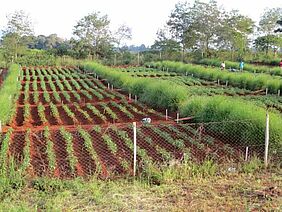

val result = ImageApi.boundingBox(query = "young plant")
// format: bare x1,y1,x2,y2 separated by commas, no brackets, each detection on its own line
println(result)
0,128,13,172
73,103,92,122
102,134,117,154
78,127,102,174
38,103,48,124
62,104,78,123
86,103,107,122
111,102,134,119
100,103,118,121
44,126,56,174
20,129,31,172
60,127,78,174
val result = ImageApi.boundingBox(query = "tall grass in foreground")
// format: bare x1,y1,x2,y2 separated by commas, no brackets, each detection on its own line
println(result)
0,64,21,125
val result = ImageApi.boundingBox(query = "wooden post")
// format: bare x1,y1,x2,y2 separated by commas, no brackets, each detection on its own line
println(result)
165,109,168,121
265,88,268,96
129,93,131,101
278,90,280,96
135,95,137,102
226,81,228,87
176,113,179,123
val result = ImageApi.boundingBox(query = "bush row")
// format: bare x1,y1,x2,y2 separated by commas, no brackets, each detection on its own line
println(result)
180,96,282,154
149,61,282,94
0,64,21,124
84,62,188,111
196,59,282,77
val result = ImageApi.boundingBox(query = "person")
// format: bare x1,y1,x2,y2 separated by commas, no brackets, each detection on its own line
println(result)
220,61,225,70
239,61,244,71
279,60,282,69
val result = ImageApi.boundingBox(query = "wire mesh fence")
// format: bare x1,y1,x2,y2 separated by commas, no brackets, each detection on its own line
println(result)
0,118,280,178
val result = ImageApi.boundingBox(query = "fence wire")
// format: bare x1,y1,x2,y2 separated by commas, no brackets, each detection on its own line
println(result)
0,119,280,178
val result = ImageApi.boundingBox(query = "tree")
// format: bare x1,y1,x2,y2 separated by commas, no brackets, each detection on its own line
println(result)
151,28,181,59
167,1,195,60
254,35,282,54
1,10,34,62
191,0,223,57
259,8,282,35
257,8,282,55
218,10,254,59
72,12,113,59
114,24,132,50
167,0,225,58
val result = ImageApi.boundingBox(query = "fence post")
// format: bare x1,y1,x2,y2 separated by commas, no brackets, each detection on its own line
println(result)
129,93,131,101
265,88,268,96
165,109,168,121
225,81,228,87
133,122,137,177
135,95,137,102
264,111,269,168
245,146,249,161
278,90,280,96
176,113,179,123
111,85,114,90
107,83,110,89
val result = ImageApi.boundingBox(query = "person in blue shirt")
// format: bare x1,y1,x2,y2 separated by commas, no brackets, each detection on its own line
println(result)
239,61,244,71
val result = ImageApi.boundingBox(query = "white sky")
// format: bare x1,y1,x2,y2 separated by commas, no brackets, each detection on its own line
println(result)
0,0,281,46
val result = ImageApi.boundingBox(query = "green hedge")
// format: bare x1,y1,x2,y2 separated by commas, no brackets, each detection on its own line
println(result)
84,62,188,111
197,59,282,77
0,64,21,125
149,61,282,94
180,96,282,154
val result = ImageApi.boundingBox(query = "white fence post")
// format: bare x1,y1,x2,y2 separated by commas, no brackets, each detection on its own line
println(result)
111,85,114,90
264,111,269,168
165,109,168,121
129,93,131,101
278,90,280,96
265,88,268,96
107,83,110,89
133,122,137,177
176,113,179,123
135,95,137,102
245,146,249,161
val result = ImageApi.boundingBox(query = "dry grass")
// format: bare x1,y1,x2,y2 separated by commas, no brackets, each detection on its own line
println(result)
0,164,281,211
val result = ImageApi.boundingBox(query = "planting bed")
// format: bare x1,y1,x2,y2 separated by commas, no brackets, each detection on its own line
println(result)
1,66,243,178
122,67,282,113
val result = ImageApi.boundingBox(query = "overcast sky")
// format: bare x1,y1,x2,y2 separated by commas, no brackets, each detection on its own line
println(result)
0,0,281,46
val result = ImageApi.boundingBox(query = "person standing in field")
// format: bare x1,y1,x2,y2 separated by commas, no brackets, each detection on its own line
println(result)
220,61,225,70
279,60,282,69
239,61,244,71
